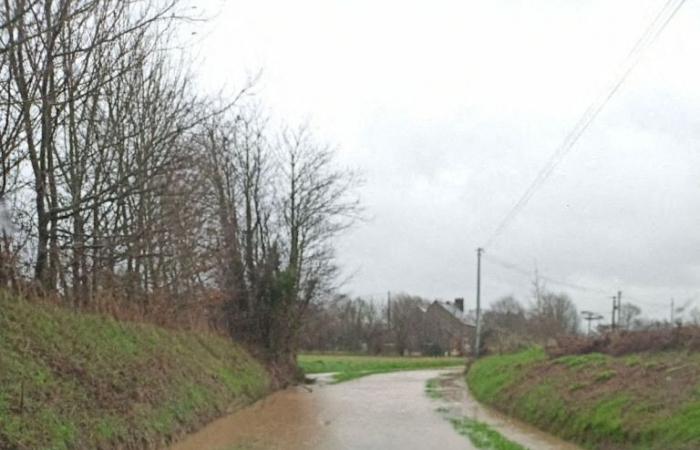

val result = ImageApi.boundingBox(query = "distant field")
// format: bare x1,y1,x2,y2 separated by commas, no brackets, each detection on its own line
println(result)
298,354,465,382
467,347,700,450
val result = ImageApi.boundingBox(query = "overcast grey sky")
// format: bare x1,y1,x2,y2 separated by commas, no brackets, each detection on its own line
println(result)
186,0,700,321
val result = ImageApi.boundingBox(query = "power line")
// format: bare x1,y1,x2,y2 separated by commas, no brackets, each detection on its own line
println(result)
483,253,609,295
483,0,688,249
483,252,678,313
622,0,682,63
625,294,694,313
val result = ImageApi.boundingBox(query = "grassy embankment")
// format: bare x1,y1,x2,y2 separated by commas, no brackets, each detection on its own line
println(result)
298,353,464,382
0,293,270,450
467,347,700,450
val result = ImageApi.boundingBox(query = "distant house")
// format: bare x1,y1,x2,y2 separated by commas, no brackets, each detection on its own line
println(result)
423,298,475,356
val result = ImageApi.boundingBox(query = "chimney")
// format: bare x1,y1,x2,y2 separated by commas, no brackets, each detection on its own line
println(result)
454,298,464,312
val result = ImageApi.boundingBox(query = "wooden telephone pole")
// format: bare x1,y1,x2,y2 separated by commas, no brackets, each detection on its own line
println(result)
611,291,621,331
475,248,483,358
387,291,392,329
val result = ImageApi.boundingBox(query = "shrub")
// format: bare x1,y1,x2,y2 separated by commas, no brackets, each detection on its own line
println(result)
548,327,700,358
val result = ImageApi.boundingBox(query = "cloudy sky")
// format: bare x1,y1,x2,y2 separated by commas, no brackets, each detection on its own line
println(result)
186,0,700,321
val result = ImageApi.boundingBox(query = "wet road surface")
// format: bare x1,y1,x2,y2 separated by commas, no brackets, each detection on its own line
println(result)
170,369,582,450
432,372,582,450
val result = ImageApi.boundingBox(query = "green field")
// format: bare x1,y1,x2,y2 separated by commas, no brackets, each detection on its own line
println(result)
0,293,269,450
298,354,465,382
467,347,700,450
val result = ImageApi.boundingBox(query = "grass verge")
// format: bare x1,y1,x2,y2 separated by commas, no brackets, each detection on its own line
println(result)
450,418,529,450
425,377,529,450
425,377,441,399
298,353,464,382
0,292,270,450
467,347,700,450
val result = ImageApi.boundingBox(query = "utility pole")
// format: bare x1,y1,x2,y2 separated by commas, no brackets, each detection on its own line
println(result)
387,291,392,329
533,266,542,309
611,291,621,331
475,247,483,358
581,311,604,335
670,298,675,324
611,295,617,331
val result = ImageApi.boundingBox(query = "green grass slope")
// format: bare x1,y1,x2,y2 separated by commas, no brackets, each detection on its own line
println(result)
467,347,700,450
0,293,270,450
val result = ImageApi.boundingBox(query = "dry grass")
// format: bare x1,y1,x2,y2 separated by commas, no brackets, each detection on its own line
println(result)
549,327,700,358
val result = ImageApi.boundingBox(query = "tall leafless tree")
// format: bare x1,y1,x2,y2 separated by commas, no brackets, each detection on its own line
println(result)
0,0,362,375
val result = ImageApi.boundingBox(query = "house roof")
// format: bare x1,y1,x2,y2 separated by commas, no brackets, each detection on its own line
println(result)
431,300,476,327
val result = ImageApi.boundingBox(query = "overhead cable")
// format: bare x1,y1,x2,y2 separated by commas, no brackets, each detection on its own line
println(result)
483,0,688,248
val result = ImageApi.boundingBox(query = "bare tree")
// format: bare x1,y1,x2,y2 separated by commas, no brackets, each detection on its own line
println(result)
690,307,700,326
484,296,531,352
268,125,361,364
1,0,193,292
299,295,386,353
619,303,642,330
389,294,428,355
0,0,362,378
529,290,580,339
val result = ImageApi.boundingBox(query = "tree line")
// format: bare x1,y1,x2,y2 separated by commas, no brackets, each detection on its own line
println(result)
300,293,444,355
298,276,698,359
0,0,359,370
299,283,652,356
300,290,583,356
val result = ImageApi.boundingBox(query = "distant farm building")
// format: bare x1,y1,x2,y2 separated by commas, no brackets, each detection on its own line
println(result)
392,298,475,356
423,299,475,356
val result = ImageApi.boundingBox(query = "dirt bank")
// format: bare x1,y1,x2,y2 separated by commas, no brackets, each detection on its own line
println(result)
0,293,270,449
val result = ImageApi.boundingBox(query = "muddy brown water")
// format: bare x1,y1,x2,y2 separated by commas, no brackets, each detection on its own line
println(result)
170,369,583,450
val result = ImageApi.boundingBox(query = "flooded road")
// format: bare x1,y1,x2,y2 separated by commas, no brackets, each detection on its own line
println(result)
432,372,582,450
171,369,582,450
